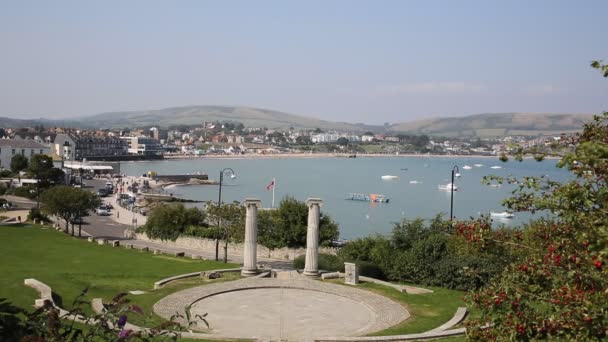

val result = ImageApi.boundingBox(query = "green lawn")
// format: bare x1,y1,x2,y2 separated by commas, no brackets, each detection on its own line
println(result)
0,225,237,316
325,279,468,340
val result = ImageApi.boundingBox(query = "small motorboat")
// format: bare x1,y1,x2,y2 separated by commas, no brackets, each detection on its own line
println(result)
381,175,399,180
455,173,461,177
489,183,501,188
462,165,472,170
409,180,421,184
491,211,514,218
438,183,458,191
346,193,390,203
490,166,502,169
474,164,484,167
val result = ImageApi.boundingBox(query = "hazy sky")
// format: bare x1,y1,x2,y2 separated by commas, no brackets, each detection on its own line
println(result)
1,0,607,124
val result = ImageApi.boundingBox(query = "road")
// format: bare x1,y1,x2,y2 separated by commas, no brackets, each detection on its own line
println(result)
80,178,292,269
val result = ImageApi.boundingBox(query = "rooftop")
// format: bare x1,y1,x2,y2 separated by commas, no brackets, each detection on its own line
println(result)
0,139,49,149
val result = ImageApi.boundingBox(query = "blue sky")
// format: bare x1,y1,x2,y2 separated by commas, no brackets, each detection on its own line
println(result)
0,0,606,124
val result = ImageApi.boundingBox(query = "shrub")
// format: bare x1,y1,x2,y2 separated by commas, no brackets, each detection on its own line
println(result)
293,253,344,272
27,208,50,224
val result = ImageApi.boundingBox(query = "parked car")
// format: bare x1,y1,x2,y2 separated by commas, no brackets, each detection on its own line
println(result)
95,208,111,216
97,189,108,197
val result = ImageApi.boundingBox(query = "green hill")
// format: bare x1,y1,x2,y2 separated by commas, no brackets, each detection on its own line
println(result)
388,113,594,137
79,105,361,131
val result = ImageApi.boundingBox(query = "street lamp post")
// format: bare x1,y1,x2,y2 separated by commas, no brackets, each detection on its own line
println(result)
450,165,459,222
216,168,236,262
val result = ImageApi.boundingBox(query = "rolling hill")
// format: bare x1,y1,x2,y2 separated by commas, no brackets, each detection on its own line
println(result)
387,113,594,137
0,106,595,137
77,105,362,131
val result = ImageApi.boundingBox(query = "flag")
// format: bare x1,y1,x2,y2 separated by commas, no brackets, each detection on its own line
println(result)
265,179,275,191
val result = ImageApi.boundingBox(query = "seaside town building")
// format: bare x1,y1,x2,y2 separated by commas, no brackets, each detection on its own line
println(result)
54,133,127,161
0,139,50,169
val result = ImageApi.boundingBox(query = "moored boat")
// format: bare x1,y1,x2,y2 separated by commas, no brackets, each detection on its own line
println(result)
462,165,472,170
491,211,514,218
381,175,399,180
345,193,390,203
438,183,458,191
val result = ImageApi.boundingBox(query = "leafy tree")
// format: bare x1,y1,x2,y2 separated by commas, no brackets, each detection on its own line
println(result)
10,154,28,173
28,154,65,199
462,63,608,340
295,135,312,145
336,137,349,146
257,196,339,249
205,201,245,263
141,203,206,241
41,186,100,235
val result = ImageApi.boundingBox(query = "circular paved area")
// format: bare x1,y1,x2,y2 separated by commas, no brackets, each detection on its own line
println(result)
191,288,374,339
153,277,409,340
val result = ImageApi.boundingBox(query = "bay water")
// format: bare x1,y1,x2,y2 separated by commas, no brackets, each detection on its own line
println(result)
120,156,570,240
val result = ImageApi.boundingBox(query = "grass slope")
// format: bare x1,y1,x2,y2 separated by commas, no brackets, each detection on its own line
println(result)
388,113,593,137
0,225,236,311
80,105,361,131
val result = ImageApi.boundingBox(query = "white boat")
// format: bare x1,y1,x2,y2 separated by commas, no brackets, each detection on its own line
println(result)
462,165,472,170
490,166,502,169
409,180,421,184
346,193,390,203
474,163,484,167
489,184,501,188
438,183,458,191
455,173,461,177
490,211,514,218
381,175,399,180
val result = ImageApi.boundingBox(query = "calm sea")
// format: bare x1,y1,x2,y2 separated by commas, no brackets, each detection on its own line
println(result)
120,156,570,240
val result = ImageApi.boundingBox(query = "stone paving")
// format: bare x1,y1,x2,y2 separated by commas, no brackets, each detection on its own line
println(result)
153,277,409,340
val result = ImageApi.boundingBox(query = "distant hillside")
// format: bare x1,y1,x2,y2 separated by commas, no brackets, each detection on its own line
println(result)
78,105,362,131
388,113,594,137
0,108,594,137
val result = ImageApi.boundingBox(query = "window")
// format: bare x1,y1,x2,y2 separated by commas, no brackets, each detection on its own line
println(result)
21,149,25,155
12,149,15,155
40,149,43,154
31,149,34,156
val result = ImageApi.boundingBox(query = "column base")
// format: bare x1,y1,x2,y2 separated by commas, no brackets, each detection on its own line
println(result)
241,268,259,277
302,270,319,277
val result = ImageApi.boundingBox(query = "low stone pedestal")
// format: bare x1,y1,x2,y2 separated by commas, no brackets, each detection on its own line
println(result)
87,237,95,243
344,262,359,285
111,240,120,247
97,239,106,245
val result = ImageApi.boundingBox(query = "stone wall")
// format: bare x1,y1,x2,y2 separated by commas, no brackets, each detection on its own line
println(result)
135,233,337,261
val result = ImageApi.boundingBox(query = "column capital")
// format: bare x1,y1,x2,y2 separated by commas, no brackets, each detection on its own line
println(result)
306,198,323,208
243,198,262,208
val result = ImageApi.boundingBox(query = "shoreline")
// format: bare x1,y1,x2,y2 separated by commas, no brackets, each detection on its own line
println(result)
155,153,561,161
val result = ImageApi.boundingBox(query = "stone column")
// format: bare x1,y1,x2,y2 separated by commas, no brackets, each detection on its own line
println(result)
303,198,323,277
241,198,262,276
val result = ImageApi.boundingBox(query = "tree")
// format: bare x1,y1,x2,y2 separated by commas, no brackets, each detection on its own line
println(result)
257,196,339,249
295,136,312,145
28,155,65,203
141,204,206,241
205,201,245,263
10,154,28,173
462,63,608,340
40,186,100,235
336,137,349,146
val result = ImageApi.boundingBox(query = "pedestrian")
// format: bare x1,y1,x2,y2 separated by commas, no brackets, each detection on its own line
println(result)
17,216,21,223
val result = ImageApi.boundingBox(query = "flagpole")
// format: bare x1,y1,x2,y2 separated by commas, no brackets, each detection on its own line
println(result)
272,178,276,208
